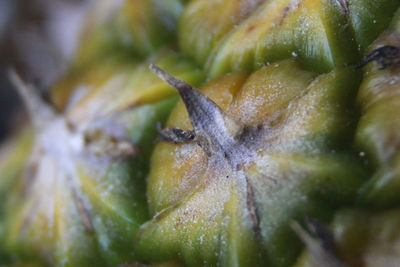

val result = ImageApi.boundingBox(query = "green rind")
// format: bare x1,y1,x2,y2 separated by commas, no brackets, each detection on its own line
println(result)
348,0,400,55
204,0,360,77
355,8,400,208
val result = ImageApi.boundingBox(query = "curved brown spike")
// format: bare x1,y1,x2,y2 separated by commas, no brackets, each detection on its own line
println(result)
149,64,246,160
358,45,400,69
149,64,235,135
149,64,218,128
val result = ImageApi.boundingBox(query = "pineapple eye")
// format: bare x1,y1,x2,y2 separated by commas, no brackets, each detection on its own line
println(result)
2,48,202,266
137,60,366,266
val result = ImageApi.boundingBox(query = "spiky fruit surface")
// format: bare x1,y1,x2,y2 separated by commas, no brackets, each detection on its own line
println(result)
135,61,367,266
1,0,400,266
293,9,400,267
1,51,201,266
132,1,399,266
180,0,399,76
0,4,202,262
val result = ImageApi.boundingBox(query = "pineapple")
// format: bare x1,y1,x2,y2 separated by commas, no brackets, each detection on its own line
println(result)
0,0,400,266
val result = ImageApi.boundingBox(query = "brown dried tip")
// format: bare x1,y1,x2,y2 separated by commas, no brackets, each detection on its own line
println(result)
149,64,253,167
359,45,400,70
149,63,235,137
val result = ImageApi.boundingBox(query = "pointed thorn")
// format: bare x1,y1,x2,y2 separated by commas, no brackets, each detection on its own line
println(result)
149,64,219,133
149,64,174,85
8,69,57,129
149,64,191,95
149,64,252,166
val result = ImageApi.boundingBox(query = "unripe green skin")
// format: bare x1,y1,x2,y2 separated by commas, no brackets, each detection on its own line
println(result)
1,0,400,266
355,9,400,209
179,0,400,77
293,9,400,267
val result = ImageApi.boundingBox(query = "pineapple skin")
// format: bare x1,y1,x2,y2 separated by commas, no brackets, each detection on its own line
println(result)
0,0,400,266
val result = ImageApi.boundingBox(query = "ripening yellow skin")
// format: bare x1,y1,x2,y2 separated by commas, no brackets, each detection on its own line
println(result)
0,129,33,195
